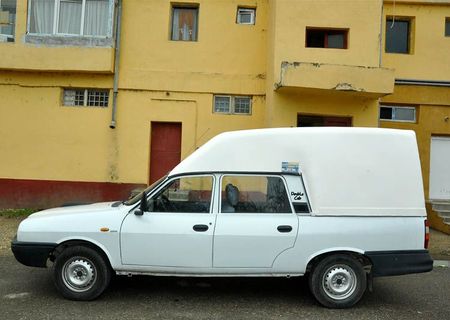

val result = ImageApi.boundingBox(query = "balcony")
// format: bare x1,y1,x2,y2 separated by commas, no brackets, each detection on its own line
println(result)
275,61,395,98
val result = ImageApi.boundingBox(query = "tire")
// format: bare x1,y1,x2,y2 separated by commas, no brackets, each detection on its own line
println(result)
53,245,111,301
309,254,367,308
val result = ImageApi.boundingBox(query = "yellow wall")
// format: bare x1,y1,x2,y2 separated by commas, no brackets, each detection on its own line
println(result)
382,2,450,80
265,0,386,128
381,85,450,200
119,0,268,95
0,74,265,185
1,0,448,192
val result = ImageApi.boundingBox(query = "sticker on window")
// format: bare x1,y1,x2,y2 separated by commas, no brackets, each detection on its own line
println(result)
282,162,300,173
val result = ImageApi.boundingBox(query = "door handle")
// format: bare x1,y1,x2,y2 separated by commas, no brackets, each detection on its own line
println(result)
193,224,209,232
277,225,292,233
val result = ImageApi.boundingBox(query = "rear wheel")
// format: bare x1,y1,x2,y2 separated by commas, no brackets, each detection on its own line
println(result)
53,245,111,300
309,254,366,308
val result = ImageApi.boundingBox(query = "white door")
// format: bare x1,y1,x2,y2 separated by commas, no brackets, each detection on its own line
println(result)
430,136,450,200
213,175,299,268
120,175,215,267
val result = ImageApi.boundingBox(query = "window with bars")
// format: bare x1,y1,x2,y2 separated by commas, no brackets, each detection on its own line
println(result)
213,95,252,115
0,0,16,42
379,105,416,122
28,0,112,37
237,7,255,25
63,89,109,107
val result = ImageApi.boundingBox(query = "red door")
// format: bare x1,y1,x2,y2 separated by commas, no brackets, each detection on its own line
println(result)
149,122,182,184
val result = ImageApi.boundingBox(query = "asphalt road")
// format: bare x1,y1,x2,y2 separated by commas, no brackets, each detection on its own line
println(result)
0,256,449,320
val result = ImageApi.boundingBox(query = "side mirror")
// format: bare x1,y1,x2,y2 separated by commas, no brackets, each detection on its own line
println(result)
134,192,148,216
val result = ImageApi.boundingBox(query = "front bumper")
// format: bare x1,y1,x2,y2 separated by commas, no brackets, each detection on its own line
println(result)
11,237,57,268
366,250,433,277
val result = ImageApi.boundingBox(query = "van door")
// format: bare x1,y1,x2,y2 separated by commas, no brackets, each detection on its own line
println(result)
120,175,214,267
213,175,298,268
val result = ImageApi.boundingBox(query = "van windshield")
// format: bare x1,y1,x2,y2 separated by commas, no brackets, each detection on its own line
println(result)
123,175,167,206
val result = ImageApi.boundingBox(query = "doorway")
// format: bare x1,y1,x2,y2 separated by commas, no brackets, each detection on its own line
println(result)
149,122,182,184
297,114,352,127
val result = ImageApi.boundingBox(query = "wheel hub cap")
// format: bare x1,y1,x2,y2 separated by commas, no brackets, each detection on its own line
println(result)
322,264,357,300
62,258,96,292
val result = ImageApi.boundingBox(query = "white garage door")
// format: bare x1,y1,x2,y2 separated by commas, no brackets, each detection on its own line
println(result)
429,136,450,200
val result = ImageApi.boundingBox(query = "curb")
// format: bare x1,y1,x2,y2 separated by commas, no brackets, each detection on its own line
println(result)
433,260,449,267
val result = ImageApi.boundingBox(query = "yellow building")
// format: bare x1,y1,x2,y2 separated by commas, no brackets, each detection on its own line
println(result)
0,0,449,231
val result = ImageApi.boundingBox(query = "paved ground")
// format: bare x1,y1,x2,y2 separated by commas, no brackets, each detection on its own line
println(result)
0,255,449,320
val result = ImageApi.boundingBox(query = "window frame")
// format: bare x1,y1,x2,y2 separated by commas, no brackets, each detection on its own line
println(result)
445,17,450,37
26,0,114,38
385,16,413,54
148,174,215,214
379,105,417,123
62,88,110,107
305,27,349,49
236,7,256,25
0,0,16,42
213,95,252,115
218,174,294,214
170,4,199,42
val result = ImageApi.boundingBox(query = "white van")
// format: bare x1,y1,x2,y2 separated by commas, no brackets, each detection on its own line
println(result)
11,127,433,308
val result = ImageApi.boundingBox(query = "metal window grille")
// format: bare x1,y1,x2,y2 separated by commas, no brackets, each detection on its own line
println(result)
234,97,251,114
213,95,252,115
214,96,231,113
64,89,109,107
87,89,109,107
237,8,255,25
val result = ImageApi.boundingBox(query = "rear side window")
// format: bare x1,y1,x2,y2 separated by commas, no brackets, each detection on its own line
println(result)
284,175,311,213
220,175,292,213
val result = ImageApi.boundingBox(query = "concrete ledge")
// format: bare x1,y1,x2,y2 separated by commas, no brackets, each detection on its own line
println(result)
433,260,449,267
276,61,395,98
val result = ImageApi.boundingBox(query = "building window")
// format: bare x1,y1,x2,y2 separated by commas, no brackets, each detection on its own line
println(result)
306,28,348,49
385,18,412,54
237,7,255,25
379,105,416,122
0,0,16,42
446,18,450,37
63,89,109,107
28,0,112,37
171,5,198,41
213,95,252,115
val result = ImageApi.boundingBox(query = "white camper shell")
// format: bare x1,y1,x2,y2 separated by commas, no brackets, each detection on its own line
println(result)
12,128,433,309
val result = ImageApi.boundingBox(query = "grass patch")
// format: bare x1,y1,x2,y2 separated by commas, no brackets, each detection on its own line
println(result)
0,209,37,218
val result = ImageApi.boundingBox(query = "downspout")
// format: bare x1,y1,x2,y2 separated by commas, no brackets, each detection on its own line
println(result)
110,0,123,129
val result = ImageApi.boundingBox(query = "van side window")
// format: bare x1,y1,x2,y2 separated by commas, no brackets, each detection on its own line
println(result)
220,175,292,213
151,176,213,213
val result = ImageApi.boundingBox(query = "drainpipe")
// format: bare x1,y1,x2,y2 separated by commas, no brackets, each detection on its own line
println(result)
110,0,123,129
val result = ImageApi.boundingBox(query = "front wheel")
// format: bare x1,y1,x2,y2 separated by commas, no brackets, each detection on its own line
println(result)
53,245,111,301
309,254,367,308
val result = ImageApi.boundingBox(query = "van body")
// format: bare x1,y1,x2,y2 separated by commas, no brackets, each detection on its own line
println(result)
11,127,433,308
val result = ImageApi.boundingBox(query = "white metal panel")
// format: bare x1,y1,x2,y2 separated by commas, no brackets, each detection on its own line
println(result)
120,212,214,267
430,136,450,200
170,128,425,217
213,213,298,268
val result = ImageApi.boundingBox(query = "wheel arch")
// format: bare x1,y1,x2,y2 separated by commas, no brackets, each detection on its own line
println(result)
50,239,113,270
305,249,372,274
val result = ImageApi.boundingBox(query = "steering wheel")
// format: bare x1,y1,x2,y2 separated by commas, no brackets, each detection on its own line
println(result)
156,194,173,212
